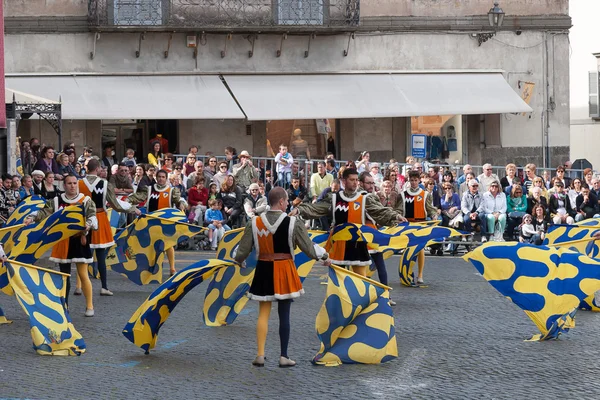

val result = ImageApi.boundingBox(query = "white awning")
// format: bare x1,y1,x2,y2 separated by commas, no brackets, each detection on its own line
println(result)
223,72,532,120
6,88,59,105
5,75,245,120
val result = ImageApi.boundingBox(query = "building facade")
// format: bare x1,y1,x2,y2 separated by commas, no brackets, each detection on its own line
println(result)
6,0,571,167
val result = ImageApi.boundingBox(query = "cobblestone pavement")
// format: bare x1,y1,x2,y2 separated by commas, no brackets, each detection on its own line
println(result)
2,252,600,400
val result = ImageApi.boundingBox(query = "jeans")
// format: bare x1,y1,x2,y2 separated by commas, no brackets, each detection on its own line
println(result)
208,224,231,248
463,213,487,235
277,171,292,189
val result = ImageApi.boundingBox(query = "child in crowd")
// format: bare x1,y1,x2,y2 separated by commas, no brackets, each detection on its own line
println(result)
274,145,293,189
208,183,219,202
519,214,543,245
121,148,137,166
205,199,231,251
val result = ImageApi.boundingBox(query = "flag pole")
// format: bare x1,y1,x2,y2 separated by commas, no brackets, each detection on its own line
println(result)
330,264,393,291
5,259,71,277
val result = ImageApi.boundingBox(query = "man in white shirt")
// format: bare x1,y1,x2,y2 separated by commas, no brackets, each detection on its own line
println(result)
477,163,500,193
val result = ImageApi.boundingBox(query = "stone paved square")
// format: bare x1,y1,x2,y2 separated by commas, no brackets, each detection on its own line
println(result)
1,252,600,399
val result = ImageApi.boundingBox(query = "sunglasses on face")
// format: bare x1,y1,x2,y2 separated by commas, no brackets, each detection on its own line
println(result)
220,165,227,169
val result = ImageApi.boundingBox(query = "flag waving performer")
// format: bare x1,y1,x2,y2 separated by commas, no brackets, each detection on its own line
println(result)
290,168,405,277
127,169,187,276
78,158,139,296
235,187,331,368
395,170,439,285
25,174,98,317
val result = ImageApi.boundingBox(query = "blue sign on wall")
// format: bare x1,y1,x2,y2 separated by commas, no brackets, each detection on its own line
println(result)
411,134,427,158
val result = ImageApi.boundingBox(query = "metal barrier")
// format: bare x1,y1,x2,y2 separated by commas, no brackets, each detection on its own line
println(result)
170,154,595,191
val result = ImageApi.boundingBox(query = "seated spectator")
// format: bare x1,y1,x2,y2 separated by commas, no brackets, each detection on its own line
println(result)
147,141,163,168
207,182,219,202
526,186,548,216
213,161,229,190
506,184,527,240
424,178,442,220
482,180,507,241
370,163,383,189
456,164,473,186
459,172,476,198
523,163,539,194
183,153,197,177
286,176,307,212
162,153,174,174
132,165,145,192
170,174,187,200
401,156,415,178
548,180,575,225
121,148,137,167
551,165,571,189
567,178,583,210
461,179,487,241
500,163,521,191
243,183,268,219
378,180,397,208
188,177,208,225
532,204,549,240
575,185,600,222
584,168,594,188
138,164,156,191
384,168,405,193
440,182,461,228
477,163,500,193
442,170,458,193
504,176,522,197
310,162,333,203
204,199,231,251
519,214,543,245
33,146,60,175
31,170,44,195
41,172,60,200
74,162,85,178
325,159,338,177
528,176,549,200
216,175,243,227
542,170,552,189
232,150,258,192
19,175,35,200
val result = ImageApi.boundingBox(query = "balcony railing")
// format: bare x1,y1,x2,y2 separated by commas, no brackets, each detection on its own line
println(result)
88,0,360,30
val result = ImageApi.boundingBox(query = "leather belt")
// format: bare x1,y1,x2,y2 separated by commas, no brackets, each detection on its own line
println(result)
258,253,293,261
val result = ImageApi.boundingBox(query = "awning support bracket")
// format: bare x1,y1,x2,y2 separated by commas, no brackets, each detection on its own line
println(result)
304,33,316,58
90,32,100,60
221,33,232,58
247,34,257,58
276,33,287,57
194,32,206,59
164,32,174,58
136,32,146,58
343,32,355,57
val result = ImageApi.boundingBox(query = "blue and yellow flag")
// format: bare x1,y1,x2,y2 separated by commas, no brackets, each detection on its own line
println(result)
313,264,397,366
203,229,329,327
5,195,45,227
123,259,233,353
106,208,204,285
398,226,462,287
0,205,86,296
0,306,11,324
464,242,600,341
5,260,86,355
328,223,409,251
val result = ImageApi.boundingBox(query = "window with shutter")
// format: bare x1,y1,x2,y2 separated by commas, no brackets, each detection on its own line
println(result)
114,0,163,26
589,71,599,118
277,0,324,25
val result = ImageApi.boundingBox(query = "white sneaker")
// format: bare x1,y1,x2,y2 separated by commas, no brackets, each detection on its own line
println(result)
84,308,95,317
100,288,114,296
461,237,467,242
481,236,488,243
388,299,397,306
73,288,82,296
416,278,424,285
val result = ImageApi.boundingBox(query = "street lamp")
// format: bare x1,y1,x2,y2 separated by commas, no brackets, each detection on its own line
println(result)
488,2,505,28
477,2,505,46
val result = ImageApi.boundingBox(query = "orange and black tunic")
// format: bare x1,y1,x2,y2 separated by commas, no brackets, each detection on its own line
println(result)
327,190,372,266
49,194,94,264
79,177,114,248
402,188,428,222
248,214,304,301
147,185,173,212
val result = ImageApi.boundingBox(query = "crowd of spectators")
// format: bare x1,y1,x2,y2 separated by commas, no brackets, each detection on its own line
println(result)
13,138,599,251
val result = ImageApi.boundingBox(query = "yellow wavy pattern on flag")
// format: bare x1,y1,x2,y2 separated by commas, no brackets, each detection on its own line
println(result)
313,265,397,366
0,306,11,324
106,209,203,285
6,261,86,355
203,229,329,326
123,259,233,353
464,242,600,341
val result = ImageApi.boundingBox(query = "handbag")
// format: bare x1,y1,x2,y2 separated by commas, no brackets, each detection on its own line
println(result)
449,213,463,228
